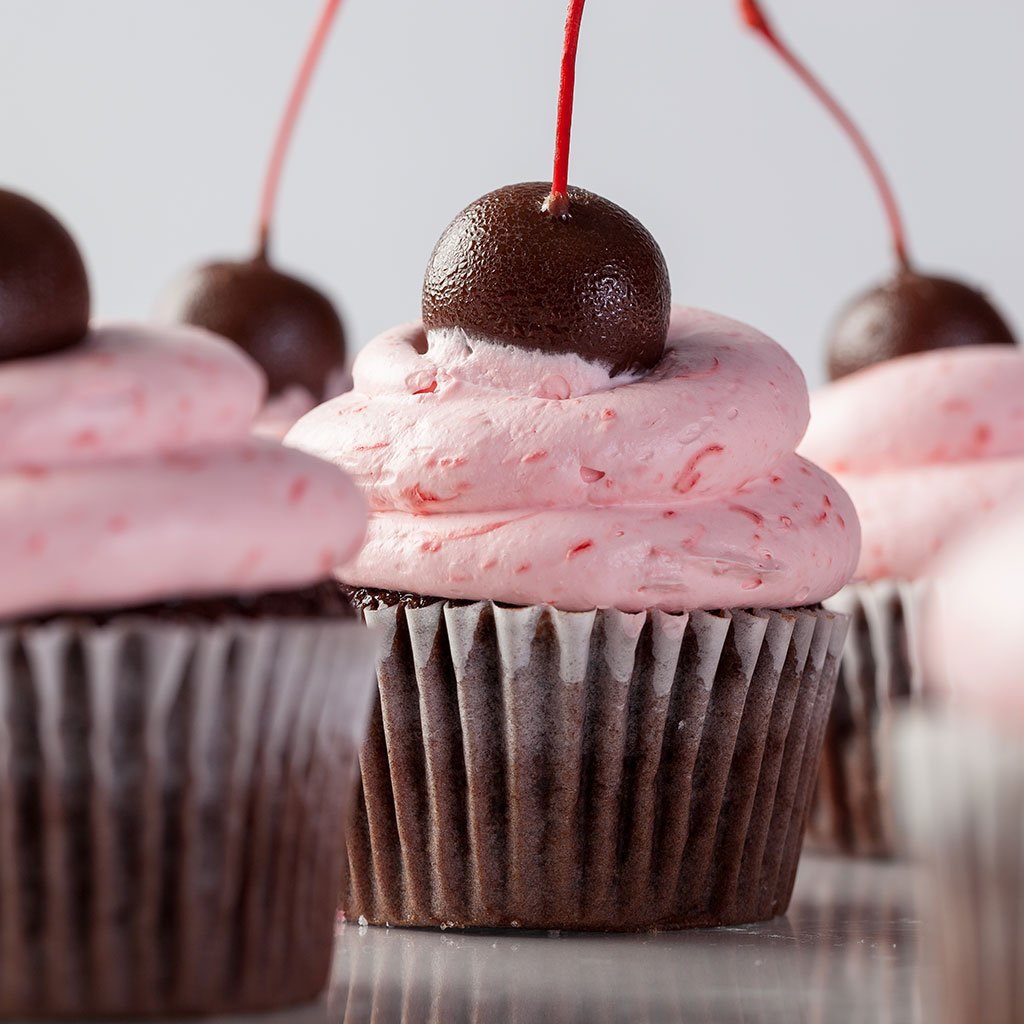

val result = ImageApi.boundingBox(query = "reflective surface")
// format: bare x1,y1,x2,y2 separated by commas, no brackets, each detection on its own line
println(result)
328,855,925,1024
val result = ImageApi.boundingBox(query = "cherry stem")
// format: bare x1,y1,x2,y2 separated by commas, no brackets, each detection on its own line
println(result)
256,0,344,260
739,0,911,270
545,0,588,217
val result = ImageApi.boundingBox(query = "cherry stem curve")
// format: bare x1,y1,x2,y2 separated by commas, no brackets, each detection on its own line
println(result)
257,0,344,259
739,0,911,269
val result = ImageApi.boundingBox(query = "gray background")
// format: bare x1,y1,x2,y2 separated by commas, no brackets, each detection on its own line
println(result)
2,0,1021,385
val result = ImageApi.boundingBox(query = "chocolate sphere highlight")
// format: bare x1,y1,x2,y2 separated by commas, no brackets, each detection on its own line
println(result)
422,182,671,375
158,258,345,397
0,189,89,361
827,271,1016,380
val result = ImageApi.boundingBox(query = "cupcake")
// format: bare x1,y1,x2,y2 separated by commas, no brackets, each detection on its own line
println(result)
739,0,1019,856
288,0,858,933
0,188,376,1016
897,507,1024,1024
290,223,857,931
802,348,1024,856
157,0,349,439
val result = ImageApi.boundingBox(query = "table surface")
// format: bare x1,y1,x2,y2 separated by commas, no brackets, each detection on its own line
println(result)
308,854,926,1024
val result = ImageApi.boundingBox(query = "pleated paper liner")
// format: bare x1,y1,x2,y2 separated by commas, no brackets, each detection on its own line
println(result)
0,614,378,1018
344,601,848,931
895,713,1024,1024
806,580,930,858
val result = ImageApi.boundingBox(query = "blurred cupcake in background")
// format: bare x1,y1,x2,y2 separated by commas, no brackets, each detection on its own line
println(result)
802,348,1024,856
897,505,1024,1024
158,0,350,440
0,187,376,1016
738,0,1019,857
288,0,859,932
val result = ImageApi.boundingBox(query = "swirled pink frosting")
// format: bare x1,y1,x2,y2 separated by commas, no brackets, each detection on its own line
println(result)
0,322,367,619
287,307,859,611
801,346,1024,581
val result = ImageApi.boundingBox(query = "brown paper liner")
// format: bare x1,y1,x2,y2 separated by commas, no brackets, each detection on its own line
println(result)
807,580,929,858
343,602,847,931
0,614,377,1018
896,714,1024,1024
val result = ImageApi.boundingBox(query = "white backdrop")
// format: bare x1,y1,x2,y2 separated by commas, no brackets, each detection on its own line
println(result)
2,0,1021,384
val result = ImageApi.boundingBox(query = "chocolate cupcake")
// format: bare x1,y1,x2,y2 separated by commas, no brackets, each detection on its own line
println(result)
287,169,858,929
896,507,1024,1024
801,348,1024,856
737,0,1020,857
0,190,377,1016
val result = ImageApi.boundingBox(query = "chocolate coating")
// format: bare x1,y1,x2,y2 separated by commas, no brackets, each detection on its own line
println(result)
422,182,671,375
827,270,1016,380
343,586,443,612
158,257,345,397
0,189,89,361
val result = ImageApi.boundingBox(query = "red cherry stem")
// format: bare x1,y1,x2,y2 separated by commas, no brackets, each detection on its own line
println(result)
545,0,588,217
256,0,344,260
739,0,911,270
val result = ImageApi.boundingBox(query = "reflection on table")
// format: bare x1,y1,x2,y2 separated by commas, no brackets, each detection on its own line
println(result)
329,856,924,1024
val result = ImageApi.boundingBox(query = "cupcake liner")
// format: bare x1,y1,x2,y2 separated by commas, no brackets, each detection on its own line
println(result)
0,614,377,1018
807,580,930,858
896,713,1024,1024
344,601,847,931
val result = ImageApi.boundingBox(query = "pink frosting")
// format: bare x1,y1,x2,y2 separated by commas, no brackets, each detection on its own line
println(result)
0,323,367,619
252,368,354,441
802,346,1024,581
924,505,1024,724
253,385,319,441
287,307,860,612
0,323,264,470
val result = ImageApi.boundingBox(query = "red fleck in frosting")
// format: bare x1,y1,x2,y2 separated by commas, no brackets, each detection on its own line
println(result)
801,346,1024,581
287,307,859,612
0,322,367,619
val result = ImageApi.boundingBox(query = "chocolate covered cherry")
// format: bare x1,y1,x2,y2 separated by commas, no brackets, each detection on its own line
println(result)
0,189,89,361
422,182,671,376
827,270,1016,380
157,258,345,397
420,0,671,378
